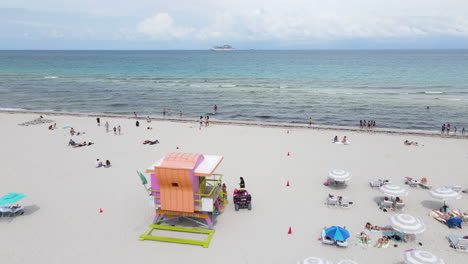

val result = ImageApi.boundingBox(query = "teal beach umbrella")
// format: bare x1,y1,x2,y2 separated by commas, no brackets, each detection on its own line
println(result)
325,226,350,241
137,171,150,194
0,193,27,206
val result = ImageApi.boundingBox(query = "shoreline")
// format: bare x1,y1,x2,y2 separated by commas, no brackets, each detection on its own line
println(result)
2,109,466,139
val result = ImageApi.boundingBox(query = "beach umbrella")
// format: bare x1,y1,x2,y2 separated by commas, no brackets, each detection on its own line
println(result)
389,214,426,234
0,193,27,206
380,184,408,197
404,250,446,264
429,187,462,205
328,169,352,182
137,171,150,194
325,226,350,241
337,260,358,264
298,257,333,264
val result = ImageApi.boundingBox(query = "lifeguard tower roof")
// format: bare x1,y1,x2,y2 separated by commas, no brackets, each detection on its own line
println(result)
146,152,223,176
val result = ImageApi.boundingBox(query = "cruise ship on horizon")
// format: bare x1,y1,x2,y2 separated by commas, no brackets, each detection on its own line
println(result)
210,45,234,51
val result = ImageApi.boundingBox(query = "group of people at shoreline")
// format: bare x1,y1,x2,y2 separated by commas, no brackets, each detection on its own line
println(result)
441,123,465,136
359,120,376,129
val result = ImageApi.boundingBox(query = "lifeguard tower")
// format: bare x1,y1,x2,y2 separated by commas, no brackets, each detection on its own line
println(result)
139,152,226,248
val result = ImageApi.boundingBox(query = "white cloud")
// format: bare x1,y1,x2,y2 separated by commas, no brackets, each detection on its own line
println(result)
137,10,468,41
137,13,193,40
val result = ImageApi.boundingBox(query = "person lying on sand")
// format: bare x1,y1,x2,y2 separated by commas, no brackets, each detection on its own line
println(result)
374,236,390,248
365,222,393,231
73,141,94,148
68,139,76,146
143,140,159,145
404,140,420,146
360,231,370,243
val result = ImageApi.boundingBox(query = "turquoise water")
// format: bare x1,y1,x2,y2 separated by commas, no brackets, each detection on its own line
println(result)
1,50,467,130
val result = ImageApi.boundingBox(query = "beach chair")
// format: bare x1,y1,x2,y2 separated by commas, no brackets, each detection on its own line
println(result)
340,197,351,208
419,182,432,189
450,209,468,223
321,230,335,245
326,197,338,207
448,234,468,252
337,240,348,247
430,210,448,224
395,202,405,211
405,178,420,188
369,180,383,187
379,200,393,209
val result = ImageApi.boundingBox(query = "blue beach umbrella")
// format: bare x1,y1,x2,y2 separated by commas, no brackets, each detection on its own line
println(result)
0,193,27,206
325,226,350,241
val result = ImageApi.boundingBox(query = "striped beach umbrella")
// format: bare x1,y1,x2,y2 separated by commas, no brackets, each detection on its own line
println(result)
430,187,462,205
404,250,446,264
328,169,352,182
389,214,426,234
337,260,358,264
298,257,332,264
380,184,408,197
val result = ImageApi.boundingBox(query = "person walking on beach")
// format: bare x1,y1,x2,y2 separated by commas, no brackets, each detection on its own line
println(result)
214,104,218,114
441,124,445,135
113,126,117,135
239,177,245,188
96,117,100,126
199,116,204,127
308,117,313,127
205,116,210,127
447,123,451,135
134,112,138,118
222,183,227,200
146,116,151,123
117,125,121,135
359,120,362,128
105,122,110,133
136,120,140,127
462,127,466,135
454,126,457,135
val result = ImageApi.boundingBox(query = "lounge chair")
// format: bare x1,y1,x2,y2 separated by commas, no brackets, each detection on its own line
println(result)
430,210,449,224
419,182,432,189
0,206,24,217
404,177,420,188
369,179,391,187
340,197,351,208
395,202,406,211
448,234,468,252
337,240,348,247
379,200,393,209
326,197,338,207
321,230,335,245
450,209,468,223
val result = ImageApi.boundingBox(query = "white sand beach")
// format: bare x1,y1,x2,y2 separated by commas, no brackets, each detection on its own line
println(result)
0,112,467,264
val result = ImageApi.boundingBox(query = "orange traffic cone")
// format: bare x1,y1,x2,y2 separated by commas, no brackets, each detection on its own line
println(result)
288,226,292,234
286,180,290,187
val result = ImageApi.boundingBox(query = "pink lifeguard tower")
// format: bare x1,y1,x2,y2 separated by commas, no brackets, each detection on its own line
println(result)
139,152,226,247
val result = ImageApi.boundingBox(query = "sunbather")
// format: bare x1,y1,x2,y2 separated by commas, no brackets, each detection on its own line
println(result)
73,141,88,148
68,139,76,146
143,139,159,145
360,231,370,243
365,222,393,231
374,236,390,248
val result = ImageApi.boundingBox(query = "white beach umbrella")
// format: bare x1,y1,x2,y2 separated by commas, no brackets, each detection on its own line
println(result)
429,187,462,205
328,169,352,182
404,250,446,264
337,260,358,264
389,214,426,234
298,257,333,264
380,184,408,197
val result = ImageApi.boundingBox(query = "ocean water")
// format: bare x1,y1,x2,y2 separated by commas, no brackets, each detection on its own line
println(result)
1,50,467,130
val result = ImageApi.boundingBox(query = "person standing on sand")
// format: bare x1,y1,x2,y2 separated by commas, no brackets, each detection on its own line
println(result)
96,117,100,126
105,122,110,133
441,124,445,135
113,126,117,135
134,112,138,118
359,120,362,128
239,177,245,188
136,120,140,127
146,116,151,123
447,123,451,135
308,117,312,127
462,127,466,135
454,126,457,135
117,125,121,135
222,183,227,199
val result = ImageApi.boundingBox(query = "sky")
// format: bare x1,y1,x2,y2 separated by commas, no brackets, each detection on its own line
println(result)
1,0,468,49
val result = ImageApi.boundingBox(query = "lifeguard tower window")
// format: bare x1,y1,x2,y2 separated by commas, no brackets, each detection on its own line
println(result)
171,183,179,187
